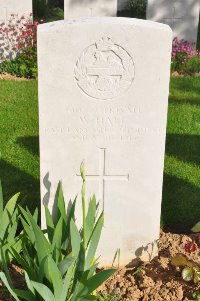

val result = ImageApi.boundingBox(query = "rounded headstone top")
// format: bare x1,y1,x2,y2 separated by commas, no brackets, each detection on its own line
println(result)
38,17,172,34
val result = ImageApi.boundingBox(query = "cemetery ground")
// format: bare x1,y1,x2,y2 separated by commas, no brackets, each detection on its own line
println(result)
0,75,200,300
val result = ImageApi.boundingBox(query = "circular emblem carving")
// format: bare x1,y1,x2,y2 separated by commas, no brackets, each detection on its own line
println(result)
74,37,135,100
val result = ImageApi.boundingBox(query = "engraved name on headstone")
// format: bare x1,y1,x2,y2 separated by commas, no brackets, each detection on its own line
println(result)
38,17,172,265
147,0,200,44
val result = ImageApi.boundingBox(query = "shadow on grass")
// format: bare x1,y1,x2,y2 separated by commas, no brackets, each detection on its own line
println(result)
162,133,200,232
17,136,39,156
0,159,40,213
169,95,200,106
161,173,200,233
166,134,200,166
169,78,200,105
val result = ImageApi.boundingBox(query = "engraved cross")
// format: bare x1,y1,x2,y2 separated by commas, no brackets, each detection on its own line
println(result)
163,6,183,29
77,148,129,202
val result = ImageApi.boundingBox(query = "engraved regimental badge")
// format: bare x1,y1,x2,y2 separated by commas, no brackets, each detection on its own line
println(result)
74,37,135,100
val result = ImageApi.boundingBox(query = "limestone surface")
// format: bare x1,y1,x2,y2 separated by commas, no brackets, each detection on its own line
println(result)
147,0,200,44
0,0,32,21
64,0,117,18
38,17,172,265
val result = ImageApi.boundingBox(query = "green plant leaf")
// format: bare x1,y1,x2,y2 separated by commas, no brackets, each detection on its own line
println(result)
191,222,200,233
4,193,20,215
182,266,193,281
171,254,188,267
0,247,12,286
85,213,104,270
0,179,4,214
193,292,200,300
57,183,68,225
78,296,96,301
33,208,39,224
70,219,81,258
10,247,32,277
13,289,36,301
20,217,35,244
37,256,49,283
51,217,63,263
11,234,23,254
22,242,39,280
61,237,69,252
60,262,76,301
26,210,51,265
24,271,35,296
64,198,77,248
53,182,67,226
0,272,20,301
73,270,90,299
112,248,121,268
85,195,96,248
47,255,63,301
19,206,32,224
0,193,19,240
19,209,51,282
87,263,98,279
7,209,18,242
78,269,116,297
58,256,75,276
45,206,55,243
31,281,55,301
80,162,86,181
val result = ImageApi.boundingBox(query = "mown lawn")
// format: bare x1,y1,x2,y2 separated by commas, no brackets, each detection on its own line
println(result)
0,77,199,231
162,77,200,232
0,80,39,212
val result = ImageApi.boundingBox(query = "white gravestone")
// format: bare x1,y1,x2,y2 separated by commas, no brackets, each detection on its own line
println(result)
64,0,117,18
38,17,172,265
147,0,200,44
0,0,32,21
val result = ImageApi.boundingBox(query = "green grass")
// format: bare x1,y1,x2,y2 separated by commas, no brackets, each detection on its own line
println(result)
162,77,200,232
0,79,39,212
0,76,199,232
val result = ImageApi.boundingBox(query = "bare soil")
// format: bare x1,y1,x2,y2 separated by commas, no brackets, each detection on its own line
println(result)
1,230,200,300
171,71,200,77
0,73,30,80
99,231,200,300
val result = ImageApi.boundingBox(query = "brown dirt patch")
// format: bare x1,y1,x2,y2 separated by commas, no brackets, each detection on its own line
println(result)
99,230,200,300
171,71,200,77
0,73,31,81
1,231,200,300
0,264,25,301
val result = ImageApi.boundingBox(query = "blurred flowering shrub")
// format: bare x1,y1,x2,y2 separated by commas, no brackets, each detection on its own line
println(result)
0,13,36,61
171,37,200,74
0,13,41,78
